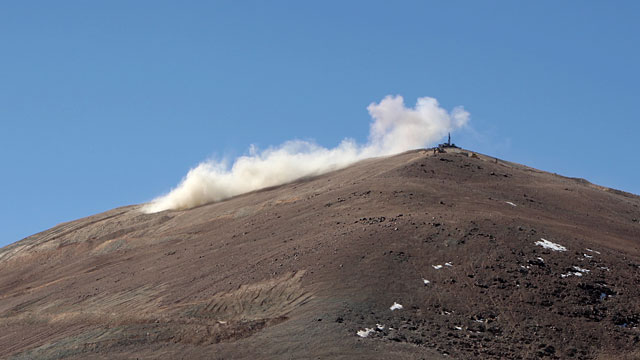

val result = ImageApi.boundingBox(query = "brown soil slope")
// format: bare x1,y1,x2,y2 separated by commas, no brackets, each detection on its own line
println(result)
1,148,639,359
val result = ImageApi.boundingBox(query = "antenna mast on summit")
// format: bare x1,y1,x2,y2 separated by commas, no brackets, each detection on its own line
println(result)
437,132,457,150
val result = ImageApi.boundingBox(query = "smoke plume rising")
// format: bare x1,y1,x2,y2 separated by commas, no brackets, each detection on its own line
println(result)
143,95,469,213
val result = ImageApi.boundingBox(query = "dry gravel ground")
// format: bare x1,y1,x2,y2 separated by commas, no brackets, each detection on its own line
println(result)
0,148,639,359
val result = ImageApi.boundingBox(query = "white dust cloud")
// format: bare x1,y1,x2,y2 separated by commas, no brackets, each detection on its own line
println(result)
143,95,469,213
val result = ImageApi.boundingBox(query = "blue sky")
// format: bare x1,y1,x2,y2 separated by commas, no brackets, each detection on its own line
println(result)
1,1,639,247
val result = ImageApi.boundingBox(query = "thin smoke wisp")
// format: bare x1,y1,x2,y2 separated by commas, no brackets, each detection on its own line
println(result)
143,95,469,213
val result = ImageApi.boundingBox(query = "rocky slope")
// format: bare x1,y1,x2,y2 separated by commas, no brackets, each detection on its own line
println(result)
1,148,639,359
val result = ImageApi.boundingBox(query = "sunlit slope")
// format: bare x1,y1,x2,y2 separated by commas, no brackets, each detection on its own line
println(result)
1,148,639,359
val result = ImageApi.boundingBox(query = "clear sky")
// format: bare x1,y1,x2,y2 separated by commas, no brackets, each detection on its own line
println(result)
1,1,639,248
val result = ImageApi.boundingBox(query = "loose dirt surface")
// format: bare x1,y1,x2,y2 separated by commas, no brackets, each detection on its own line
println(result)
1,148,639,359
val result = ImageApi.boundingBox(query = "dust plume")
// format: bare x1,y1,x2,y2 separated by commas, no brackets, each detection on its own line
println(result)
143,95,469,213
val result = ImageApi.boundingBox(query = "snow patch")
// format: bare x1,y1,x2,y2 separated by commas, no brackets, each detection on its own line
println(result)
585,248,601,254
583,254,593,259
432,265,443,270
572,266,590,273
535,238,567,252
445,262,453,267
561,272,583,278
454,326,463,330
376,324,385,330
423,279,431,285
505,201,517,207
390,302,403,311
357,328,375,338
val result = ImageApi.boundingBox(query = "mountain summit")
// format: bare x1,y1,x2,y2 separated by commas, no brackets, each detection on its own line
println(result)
1,148,639,359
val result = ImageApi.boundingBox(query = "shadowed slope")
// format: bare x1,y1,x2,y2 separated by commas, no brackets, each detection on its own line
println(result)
1,149,639,359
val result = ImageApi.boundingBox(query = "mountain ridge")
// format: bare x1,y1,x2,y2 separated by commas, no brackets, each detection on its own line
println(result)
1,148,639,359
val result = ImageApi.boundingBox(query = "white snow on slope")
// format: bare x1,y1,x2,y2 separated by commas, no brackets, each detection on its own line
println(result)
390,302,404,311
535,238,567,252
357,324,386,337
561,266,589,278
432,265,443,270
357,328,375,337
505,201,517,207
573,266,590,273
561,272,583,278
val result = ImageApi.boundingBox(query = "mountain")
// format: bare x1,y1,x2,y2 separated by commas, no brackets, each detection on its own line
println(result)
1,148,639,359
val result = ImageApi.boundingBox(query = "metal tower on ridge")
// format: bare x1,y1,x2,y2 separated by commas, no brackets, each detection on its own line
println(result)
437,132,458,150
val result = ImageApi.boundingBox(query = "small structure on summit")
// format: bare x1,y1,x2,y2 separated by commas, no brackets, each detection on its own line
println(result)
438,132,458,149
